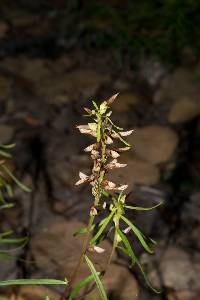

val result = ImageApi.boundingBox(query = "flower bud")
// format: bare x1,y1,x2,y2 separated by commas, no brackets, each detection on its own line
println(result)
90,206,98,216
107,93,119,105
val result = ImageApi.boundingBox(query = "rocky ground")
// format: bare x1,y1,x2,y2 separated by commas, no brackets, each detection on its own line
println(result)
0,4,200,300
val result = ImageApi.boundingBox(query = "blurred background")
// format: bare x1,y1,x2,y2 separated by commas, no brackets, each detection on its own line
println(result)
0,1,200,299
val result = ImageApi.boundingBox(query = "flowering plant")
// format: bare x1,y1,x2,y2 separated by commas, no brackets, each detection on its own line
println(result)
62,94,161,300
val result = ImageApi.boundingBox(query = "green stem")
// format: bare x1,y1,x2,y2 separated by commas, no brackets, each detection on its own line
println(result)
61,114,107,300
106,221,119,268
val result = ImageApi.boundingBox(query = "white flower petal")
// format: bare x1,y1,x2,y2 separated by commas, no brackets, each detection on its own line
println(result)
90,206,98,216
88,123,97,132
76,125,89,129
107,181,116,188
94,246,105,254
105,136,113,144
75,179,85,186
116,184,128,191
106,111,112,117
120,129,134,137
117,147,131,152
104,180,116,190
79,128,92,134
84,144,96,152
115,162,127,168
123,226,131,234
79,172,89,180
106,159,127,170
110,150,120,158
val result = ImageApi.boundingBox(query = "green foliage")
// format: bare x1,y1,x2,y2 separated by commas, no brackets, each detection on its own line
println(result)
70,94,162,299
0,144,31,264
0,144,68,294
85,255,108,300
0,279,68,287
67,0,200,65
0,95,162,299
68,273,99,300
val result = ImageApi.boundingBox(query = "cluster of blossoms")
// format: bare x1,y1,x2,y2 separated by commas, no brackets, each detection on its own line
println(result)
75,94,133,205
61,94,160,300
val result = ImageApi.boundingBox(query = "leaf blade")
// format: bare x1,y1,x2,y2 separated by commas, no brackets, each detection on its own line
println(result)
68,273,98,300
117,228,136,265
125,202,162,211
0,279,68,287
90,209,116,245
121,215,153,254
85,255,108,300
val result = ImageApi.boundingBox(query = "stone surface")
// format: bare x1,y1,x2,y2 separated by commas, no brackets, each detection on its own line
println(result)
108,153,160,188
153,67,200,106
128,125,178,164
31,219,116,280
182,192,200,222
1,58,110,103
160,247,199,290
86,263,139,300
168,290,200,300
31,218,139,299
112,91,139,112
18,286,60,300
148,246,200,291
40,68,110,103
168,97,200,123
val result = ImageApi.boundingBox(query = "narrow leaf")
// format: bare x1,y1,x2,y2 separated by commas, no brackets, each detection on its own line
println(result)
125,202,162,211
0,236,28,245
0,144,15,149
121,216,153,254
0,150,11,158
133,252,160,293
107,117,123,131
117,242,160,293
117,228,136,265
73,225,95,237
92,101,99,110
0,203,14,210
85,255,108,300
1,165,31,192
0,279,68,287
5,184,13,198
0,231,13,238
68,273,99,300
90,209,116,245
113,130,130,147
